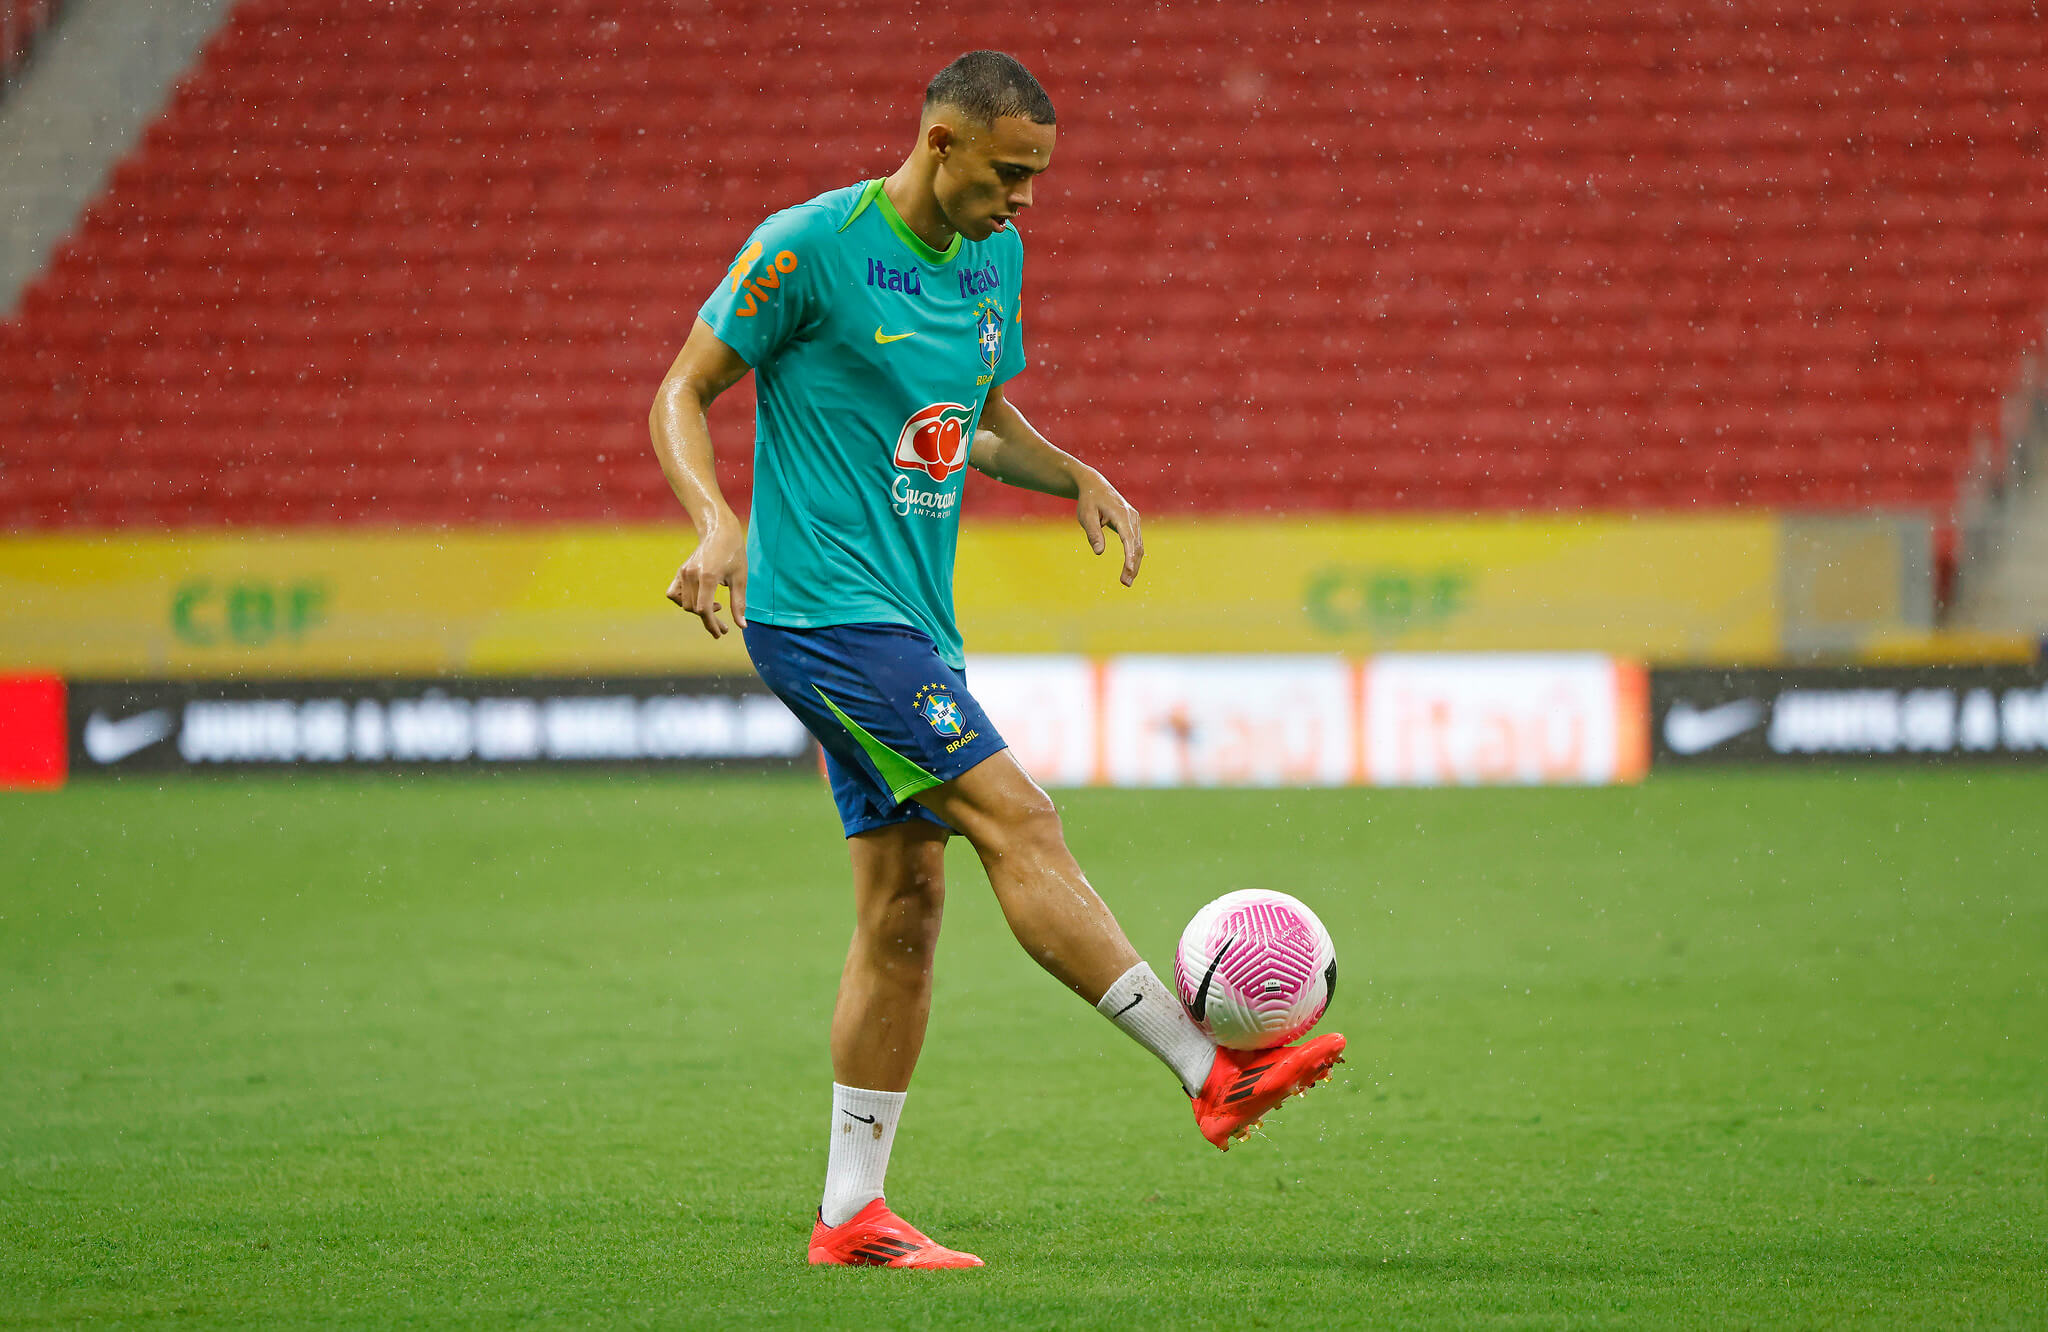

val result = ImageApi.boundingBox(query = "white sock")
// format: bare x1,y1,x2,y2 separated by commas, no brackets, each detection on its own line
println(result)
820,1083,907,1227
1096,961,1217,1097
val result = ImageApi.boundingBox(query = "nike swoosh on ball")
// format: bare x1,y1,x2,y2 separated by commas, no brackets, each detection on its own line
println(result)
1189,935,1235,1023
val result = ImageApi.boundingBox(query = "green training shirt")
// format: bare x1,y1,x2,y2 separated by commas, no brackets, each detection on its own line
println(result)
699,179,1027,668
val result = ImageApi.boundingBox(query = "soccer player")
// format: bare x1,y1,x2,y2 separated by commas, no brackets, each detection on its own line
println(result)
648,51,1344,1269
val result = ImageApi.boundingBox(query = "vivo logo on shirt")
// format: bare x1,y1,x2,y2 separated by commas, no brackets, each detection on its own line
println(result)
866,259,923,295
957,261,999,298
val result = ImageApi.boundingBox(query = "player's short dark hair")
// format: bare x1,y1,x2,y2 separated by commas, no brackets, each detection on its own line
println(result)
924,51,1055,127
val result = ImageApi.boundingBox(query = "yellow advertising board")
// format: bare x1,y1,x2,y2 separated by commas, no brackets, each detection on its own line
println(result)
0,515,1782,677
956,514,1780,659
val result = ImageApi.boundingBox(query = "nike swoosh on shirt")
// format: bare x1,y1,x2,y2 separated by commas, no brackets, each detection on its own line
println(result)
83,709,174,764
1664,699,1765,755
1189,935,1236,1023
874,328,917,344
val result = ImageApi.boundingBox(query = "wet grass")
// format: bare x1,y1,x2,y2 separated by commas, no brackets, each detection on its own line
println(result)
2,770,2044,1328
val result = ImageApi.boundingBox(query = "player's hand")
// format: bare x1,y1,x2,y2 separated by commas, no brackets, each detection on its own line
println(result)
666,520,748,638
1076,470,1144,586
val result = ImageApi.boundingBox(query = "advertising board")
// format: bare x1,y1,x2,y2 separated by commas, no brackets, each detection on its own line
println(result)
971,653,1649,788
1362,654,1649,786
1651,665,2048,763
20,654,1651,788
963,655,1100,787
66,677,813,774
1,516,1777,680
1099,656,1357,787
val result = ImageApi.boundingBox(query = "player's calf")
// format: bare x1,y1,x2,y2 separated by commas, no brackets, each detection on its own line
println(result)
917,753,1141,1002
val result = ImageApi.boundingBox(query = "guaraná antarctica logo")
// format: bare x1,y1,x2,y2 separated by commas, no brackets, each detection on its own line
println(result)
891,402,973,517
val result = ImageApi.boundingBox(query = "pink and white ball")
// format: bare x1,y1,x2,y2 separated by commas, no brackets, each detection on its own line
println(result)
1173,889,1337,1050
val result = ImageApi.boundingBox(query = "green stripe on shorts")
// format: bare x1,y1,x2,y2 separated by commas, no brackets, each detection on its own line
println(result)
812,686,942,805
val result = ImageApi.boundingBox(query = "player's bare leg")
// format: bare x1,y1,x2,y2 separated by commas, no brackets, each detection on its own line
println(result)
835,821,948,1093
917,751,1344,1148
811,820,982,1266
915,752,1214,1092
914,751,1136,1002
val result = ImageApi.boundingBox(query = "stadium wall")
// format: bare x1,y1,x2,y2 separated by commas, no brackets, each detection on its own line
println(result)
18,655,1652,789
0,512,1981,679
15,659,2048,792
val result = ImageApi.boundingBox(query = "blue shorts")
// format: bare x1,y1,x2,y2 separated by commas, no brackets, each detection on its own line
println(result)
743,620,1009,837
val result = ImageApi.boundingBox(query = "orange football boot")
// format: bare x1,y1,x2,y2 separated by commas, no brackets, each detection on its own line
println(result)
1191,1032,1346,1150
807,1198,984,1269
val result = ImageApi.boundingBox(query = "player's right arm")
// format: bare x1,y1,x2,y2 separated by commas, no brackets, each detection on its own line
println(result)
650,206,823,639
649,319,753,639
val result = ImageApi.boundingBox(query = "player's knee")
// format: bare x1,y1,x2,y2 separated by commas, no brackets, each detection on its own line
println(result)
887,866,946,924
856,863,945,961
982,796,1067,865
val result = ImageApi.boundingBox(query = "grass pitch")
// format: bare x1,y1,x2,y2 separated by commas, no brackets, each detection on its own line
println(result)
3,770,2045,1328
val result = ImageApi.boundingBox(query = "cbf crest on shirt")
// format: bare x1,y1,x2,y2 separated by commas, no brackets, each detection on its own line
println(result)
699,180,1026,670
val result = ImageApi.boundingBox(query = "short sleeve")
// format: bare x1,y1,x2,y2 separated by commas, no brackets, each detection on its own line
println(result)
699,208,820,368
991,230,1027,386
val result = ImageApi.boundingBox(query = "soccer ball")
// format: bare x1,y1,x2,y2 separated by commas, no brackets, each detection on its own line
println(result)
1173,889,1336,1050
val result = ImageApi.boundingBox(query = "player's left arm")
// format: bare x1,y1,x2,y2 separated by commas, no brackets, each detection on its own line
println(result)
971,385,1143,586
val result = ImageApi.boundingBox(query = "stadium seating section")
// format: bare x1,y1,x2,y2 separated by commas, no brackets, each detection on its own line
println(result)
3,0,2046,527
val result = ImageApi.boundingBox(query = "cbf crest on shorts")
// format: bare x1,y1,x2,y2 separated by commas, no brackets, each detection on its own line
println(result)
974,299,1004,371
913,683,964,737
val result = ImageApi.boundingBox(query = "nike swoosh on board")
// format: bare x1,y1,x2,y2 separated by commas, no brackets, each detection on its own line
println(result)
1664,699,1764,755
83,709,174,764
1189,935,1236,1023
874,328,917,344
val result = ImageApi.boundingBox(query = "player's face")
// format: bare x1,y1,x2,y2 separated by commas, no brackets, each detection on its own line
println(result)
935,115,1054,242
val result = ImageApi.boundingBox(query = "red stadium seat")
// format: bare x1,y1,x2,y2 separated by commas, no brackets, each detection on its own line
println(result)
2,0,2045,528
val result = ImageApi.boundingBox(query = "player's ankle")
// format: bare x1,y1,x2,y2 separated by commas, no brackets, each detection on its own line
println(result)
1096,961,1216,1095
821,1085,906,1227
